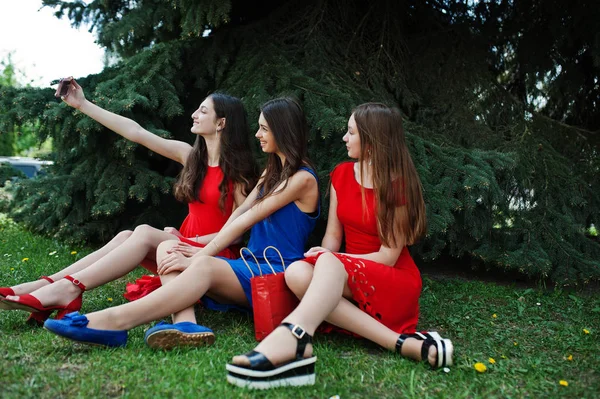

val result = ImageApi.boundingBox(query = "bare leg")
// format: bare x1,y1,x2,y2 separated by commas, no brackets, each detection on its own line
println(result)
156,241,197,324
7,225,178,307
232,254,436,366
4,230,132,296
79,255,248,331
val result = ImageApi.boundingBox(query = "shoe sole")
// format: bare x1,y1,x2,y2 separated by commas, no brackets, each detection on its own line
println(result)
0,300,15,310
226,373,315,389
43,326,119,348
145,329,215,350
0,299,41,313
226,357,317,389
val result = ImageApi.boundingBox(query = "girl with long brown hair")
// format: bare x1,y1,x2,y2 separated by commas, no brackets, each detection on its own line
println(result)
227,103,453,389
0,78,258,325
42,98,321,350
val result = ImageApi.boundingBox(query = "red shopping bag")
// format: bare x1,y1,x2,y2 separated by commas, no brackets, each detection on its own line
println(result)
240,246,300,341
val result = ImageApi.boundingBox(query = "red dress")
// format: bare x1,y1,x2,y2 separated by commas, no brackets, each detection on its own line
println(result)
125,165,239,301
305,162,422,334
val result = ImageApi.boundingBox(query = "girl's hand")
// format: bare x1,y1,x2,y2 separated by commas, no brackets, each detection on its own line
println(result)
164,227,183,237
157,251,192,275
304,246,332,257
60,78,86,109
167,242,200,257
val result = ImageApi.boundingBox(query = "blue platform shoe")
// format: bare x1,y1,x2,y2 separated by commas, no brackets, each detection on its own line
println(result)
44,312,127,347
144,321,215,350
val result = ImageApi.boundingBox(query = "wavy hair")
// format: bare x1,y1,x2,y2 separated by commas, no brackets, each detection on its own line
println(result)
174,93,258,208
255,97,313,202
353,103,426,246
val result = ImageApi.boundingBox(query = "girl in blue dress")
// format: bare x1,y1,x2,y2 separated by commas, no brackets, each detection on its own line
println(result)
43,97,320,349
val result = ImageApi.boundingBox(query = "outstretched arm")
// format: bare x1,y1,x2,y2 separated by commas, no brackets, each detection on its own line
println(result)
61,78,192,165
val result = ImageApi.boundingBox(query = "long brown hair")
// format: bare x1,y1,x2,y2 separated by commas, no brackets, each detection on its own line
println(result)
353,103,426,246
255,97,313,202
174,93,258,208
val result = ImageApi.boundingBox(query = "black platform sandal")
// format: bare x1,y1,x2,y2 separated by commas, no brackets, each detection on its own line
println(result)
396,334,454,369
226,322,317,389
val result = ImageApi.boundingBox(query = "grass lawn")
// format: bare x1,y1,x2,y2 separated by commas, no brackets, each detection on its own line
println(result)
1,215,598,398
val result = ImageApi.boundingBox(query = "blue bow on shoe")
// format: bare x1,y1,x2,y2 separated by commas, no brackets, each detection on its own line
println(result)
44,311,128,347
62,312,90,327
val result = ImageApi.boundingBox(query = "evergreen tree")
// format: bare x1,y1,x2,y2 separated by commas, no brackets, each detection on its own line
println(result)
0,0,597,283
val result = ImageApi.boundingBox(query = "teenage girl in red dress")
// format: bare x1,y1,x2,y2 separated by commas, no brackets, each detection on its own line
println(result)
227,103,453,389
0,78,257,324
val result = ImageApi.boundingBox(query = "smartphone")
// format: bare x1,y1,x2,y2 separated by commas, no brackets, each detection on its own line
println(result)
55,78,71,98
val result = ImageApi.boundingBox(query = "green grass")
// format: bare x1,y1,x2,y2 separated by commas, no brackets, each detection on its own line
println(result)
1,215,599,398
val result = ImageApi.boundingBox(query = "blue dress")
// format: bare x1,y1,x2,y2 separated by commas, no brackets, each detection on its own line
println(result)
204,166,319,310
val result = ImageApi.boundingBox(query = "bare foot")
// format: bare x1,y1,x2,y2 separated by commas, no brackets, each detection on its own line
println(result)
426,343,438,367
6,279,82,307
4,278,52,296
232,325,313,367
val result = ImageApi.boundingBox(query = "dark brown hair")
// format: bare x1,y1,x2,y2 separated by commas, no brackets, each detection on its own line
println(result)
255,97,313,202
353,103,426,246
174,93,258,208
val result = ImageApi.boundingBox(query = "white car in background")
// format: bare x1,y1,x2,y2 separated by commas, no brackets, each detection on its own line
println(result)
0,156,53,179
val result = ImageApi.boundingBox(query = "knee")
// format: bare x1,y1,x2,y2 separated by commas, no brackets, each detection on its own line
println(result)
285,262,313,297
314,252,347,279
156,239,180,261
114,229,133,244
133,224,154,236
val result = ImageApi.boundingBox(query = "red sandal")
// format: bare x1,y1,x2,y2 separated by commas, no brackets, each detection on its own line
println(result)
0,275,54,299
1,275,86,322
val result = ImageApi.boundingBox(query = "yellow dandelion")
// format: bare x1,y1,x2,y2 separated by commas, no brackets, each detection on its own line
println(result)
492,314,497,318
22,257,29,262
474,363,487,373
70,251,77,255
559,380,568,387
488,358,496,364
583,328,590,334
514,341,518,346
10,267,14,271
567,355,573,361
107,298,113,302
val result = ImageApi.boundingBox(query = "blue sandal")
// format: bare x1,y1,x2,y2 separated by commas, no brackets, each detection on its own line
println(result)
226,322,317,389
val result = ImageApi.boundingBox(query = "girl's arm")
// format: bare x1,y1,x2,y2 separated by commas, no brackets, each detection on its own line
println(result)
338,206,407,266
158,170,317,274
306,184,406,266
305,183,343,255
191,182,253,245
170,181,256,249
63,79,192,165
200,170,316,256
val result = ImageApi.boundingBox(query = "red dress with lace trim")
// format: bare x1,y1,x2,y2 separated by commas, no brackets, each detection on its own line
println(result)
305,162,422,335
125,165,239,301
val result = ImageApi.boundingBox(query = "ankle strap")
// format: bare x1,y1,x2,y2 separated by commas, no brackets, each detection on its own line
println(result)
280,322,312,360
64,275,86,291
40,276,54,284
421,338,435,361
396,334,411,355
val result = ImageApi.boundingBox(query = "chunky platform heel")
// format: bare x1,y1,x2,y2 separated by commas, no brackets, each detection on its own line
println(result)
226,322,317,389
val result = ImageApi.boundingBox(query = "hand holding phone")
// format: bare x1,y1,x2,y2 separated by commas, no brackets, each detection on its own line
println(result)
55,77,72,98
